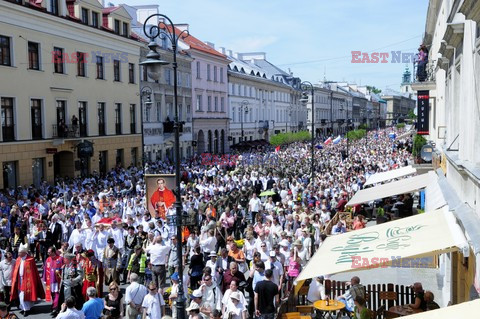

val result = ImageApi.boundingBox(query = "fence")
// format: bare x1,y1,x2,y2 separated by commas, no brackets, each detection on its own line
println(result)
290,279,416,315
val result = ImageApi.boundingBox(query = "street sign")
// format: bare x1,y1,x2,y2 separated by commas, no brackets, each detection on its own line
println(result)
417,90,429,135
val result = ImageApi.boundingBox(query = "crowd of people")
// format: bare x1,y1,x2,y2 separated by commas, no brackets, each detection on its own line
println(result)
0,127,414,319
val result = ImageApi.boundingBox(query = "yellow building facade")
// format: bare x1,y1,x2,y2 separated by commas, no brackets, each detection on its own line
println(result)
0,0,143,188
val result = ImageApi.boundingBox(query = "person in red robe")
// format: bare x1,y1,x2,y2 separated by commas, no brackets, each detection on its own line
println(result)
82,249,104,300
10,243,45,316
150,178,175,219
42,246,63,313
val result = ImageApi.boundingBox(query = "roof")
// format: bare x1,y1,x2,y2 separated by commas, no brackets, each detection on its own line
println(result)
102,7,119,14
163,25,226,58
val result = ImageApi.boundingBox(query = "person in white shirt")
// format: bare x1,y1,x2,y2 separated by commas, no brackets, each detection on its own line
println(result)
200,230,217,261
248,194,261,222
125,273,148,319
0,251,14,306
92,224,108,261
223,291,247,319
200,274,222,311
142,282,165,319
264,251,284,290
56,296,85,319
307,276,326,303
67,221,86,250
145,236,170,288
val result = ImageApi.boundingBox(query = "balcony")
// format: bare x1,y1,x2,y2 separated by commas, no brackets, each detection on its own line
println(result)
52,124,79,139
411,60,436,91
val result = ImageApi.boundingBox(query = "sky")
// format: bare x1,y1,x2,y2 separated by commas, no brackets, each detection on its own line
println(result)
118,0,429,92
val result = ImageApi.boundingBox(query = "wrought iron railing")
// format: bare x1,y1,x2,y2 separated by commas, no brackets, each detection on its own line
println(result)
52,124,80,138
413,60,436,83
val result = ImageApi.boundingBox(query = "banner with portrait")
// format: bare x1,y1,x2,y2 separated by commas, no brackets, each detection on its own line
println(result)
145,174,176,220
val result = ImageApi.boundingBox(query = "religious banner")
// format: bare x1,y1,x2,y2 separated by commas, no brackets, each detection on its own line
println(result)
145,174,176,220
417,90,429,135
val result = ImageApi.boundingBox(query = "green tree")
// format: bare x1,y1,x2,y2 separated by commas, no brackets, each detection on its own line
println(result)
366,86,382,94
407,109,416,119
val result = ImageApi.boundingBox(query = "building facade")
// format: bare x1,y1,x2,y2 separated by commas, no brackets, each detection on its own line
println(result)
225,51,305,145
0,0,143,188
411,0,480,305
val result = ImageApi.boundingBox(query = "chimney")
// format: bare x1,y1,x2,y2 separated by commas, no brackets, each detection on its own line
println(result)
205,41,215,49
227,50,233,57
219,47,226,54
175,24,189,32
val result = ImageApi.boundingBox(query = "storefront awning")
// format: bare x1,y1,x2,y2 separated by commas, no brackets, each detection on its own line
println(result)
364,165,417,186
401,299,480,318
295,207,468,282
347,171,435,206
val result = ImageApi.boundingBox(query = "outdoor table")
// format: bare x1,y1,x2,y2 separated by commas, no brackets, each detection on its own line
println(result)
388,305,423,316
313,300,345,319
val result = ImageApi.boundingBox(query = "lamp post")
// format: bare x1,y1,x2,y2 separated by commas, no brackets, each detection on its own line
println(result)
340,100,350,157
140,14,189,319
140,86,153,168
286,104,293,133
240,100,249,142
300,81,315,183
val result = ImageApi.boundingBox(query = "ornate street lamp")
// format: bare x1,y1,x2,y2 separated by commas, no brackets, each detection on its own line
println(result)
300,81,314,183
140,13,189,319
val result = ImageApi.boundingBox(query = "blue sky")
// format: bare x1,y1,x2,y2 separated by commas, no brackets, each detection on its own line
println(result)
121,0,429,92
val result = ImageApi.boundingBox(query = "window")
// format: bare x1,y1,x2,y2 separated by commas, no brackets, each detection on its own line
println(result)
28,42,40,70
92,12,99,28
232,107,236,122
113,60,120,81
186,105,191,119
220,67,224,82
156,102,161,122
115,103,122,134
1,97,15,142
196,61,200,79
3,161,17,189
214,97,218,112
196,95,202,111
114,20,120,35
32,158,44,187
53,47,64,74
128,63,135,83
164,69,171,85
221,97,225,112
207,96,212,111
144,104,151,122
98,102,105,136
122,22,129,37
207,64,211,81
51,0,59,15
0,36,11,66
213,66,217,82
77,52,86,77
96,56,104,79
31,99,42,140
177,71,182,86
130,104,136,134
78,102,87,137
81,8,89,25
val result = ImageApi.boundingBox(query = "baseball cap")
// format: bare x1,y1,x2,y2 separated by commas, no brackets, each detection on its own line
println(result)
269,251,276,257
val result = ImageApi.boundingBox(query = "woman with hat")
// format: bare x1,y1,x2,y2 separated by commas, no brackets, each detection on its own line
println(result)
223,291,247,319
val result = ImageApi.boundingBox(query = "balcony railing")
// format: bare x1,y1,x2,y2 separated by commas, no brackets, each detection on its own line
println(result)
413,60,436,83
259,120,269,129
52,124,80,138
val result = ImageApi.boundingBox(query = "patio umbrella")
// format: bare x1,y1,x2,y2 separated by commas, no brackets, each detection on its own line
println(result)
259,190,276,197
